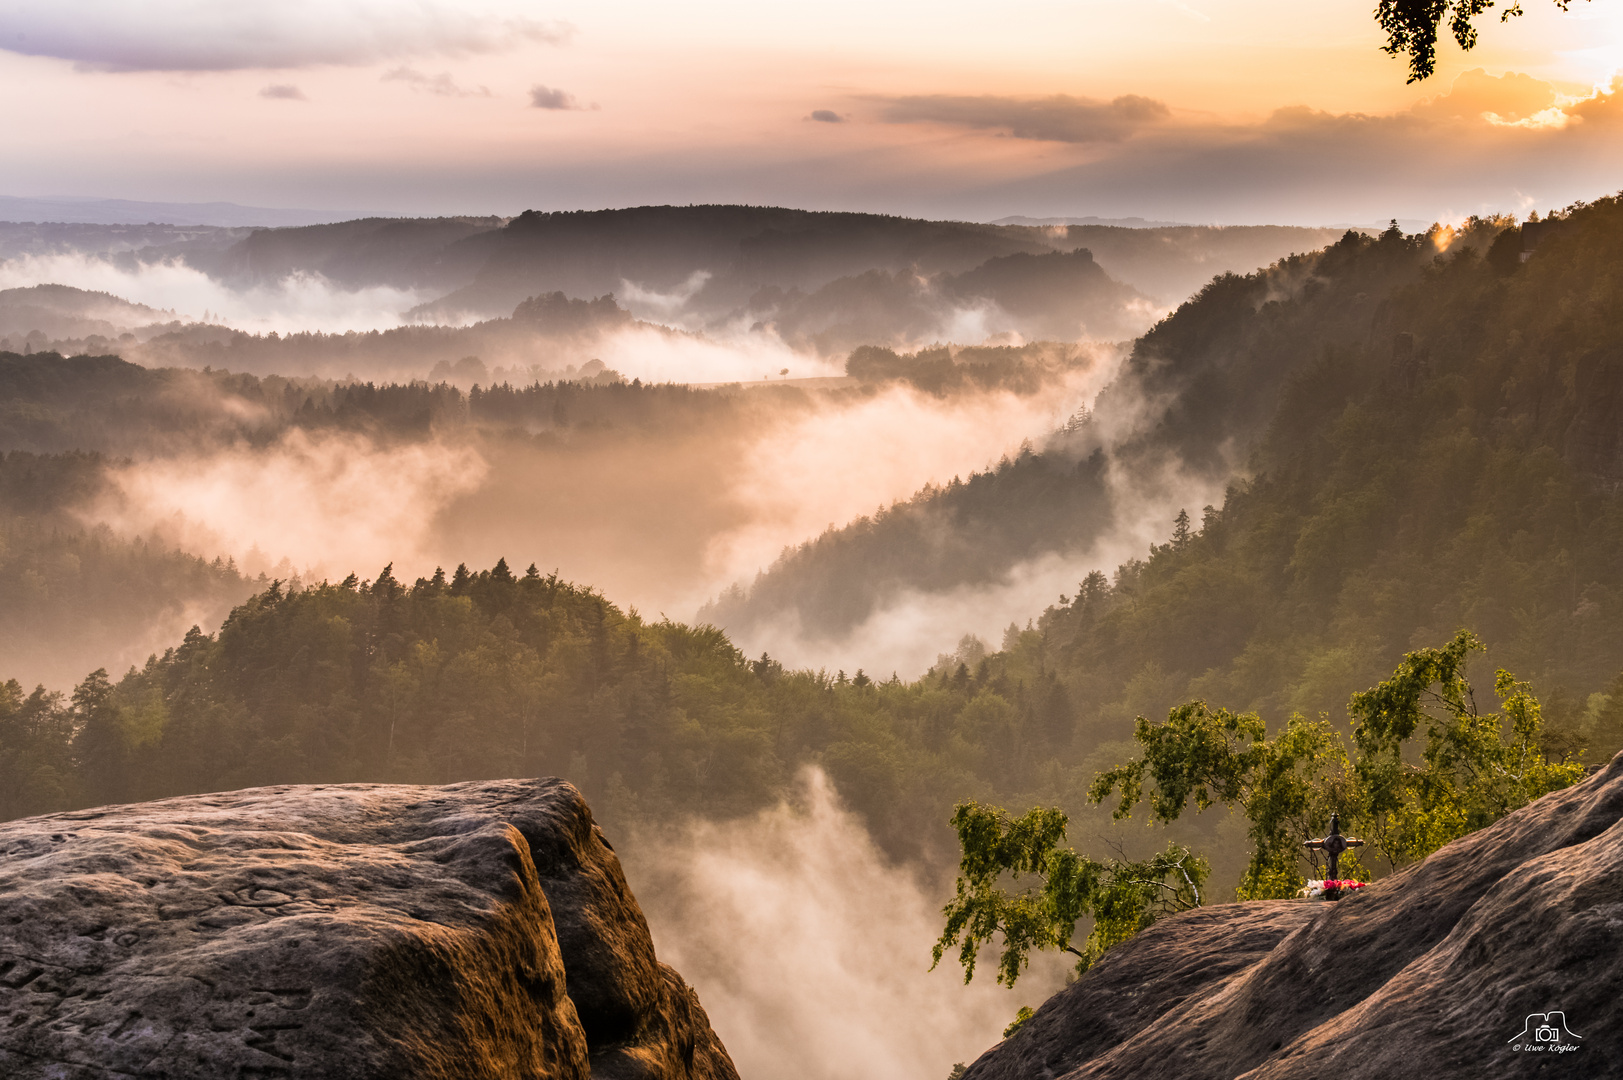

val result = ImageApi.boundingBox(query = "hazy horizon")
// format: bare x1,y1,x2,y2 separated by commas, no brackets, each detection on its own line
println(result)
3,2,1621,225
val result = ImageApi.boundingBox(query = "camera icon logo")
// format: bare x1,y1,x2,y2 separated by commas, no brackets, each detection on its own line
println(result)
1509,1011,1581,1049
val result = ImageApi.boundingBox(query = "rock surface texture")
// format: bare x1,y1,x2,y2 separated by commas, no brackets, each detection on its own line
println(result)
969,752,1623,1080
0,778,740,1080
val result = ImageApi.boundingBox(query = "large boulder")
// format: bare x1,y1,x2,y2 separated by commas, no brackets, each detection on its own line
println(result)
0,778,739,1080
968,752,1623,1079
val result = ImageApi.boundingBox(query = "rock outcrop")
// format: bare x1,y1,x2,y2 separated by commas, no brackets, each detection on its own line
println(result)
0,778,740,1080
969,752,1623,1079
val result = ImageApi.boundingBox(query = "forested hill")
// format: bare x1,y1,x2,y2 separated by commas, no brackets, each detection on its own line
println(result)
3,562,1061,864
7,202,1623,885
1039,200,1623,728
720,199,1623,731
703,219,1493,642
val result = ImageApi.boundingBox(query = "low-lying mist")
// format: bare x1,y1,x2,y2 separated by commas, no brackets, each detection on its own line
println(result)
0,253,434,335
707,361,1117,609
590,323,838,385
87,429,488,582
53,356,1116,652
622,769,1068,1080
730,449,1231,678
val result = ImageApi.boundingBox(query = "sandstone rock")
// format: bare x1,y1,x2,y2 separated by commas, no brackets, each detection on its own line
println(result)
968,752,1623,1080
0,778,740,1080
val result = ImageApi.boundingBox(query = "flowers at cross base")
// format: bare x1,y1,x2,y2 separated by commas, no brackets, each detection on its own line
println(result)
1298,879,1368,899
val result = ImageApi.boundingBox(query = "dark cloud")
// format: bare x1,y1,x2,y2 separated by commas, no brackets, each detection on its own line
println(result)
530,84,582,110
259,84,307,101
809,109,844,123
1,5,572,72
382,67,491,98
877,93,1170,142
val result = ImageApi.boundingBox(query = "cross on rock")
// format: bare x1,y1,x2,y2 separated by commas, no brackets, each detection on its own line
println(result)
1304,813,1364,898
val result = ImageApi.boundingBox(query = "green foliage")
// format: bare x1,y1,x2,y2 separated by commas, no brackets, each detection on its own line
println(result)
1003,1006,1035,1038
1090,703,1349,898
0,556,1113,867
1376,1,1587,83
1349,629,1584,865
931,801,1205,986
1092,631,1583,899
7,203,1623,924
0,680,75,820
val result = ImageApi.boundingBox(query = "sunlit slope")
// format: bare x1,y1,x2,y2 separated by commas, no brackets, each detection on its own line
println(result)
709,203,1623,732
705,221,1472,646
1037,204,1623,729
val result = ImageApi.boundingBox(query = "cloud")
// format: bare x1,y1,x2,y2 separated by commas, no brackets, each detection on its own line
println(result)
900,69,1623,226
0,252,435,336
88,429,488,584
259,84,306,101
0,2,572,72
809,109,844,123
1410,68,1559,123
623,769,1069,1080
529,84,582,110
382,67,491,98
878,92,1170,142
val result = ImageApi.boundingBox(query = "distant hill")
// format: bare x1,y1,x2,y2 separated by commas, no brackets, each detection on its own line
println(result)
701,223,1449,645
992,215,1193,227
1003,223,1347,305
409,207,1346,326
0,284,176,346
203,215,507,291
0,207,1356,359
750,247,1153,353
408,205,1062,323
0,196,363,228
0,221,252,265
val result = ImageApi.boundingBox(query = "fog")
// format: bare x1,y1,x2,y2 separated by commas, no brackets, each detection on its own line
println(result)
46,337,1116,650
591,323,837,385
2,216,1246,694
87,429,488,581
730,449,1230,678
622,769,1069,1080
2,583,253,699
0,253,434,335
707,358,1118,612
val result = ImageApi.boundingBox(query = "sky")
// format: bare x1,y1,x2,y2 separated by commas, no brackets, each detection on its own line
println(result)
1,0,1621,224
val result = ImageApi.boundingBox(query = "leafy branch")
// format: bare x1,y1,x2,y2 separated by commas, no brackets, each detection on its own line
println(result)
930,802,1206,987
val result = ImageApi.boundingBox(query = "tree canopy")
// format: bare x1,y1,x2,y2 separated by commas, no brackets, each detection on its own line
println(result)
1378,0,1591,82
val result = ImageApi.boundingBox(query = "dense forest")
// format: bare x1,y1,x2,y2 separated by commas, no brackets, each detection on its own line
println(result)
0,561,1046,865
0,337,1082,456
6,201,1623,897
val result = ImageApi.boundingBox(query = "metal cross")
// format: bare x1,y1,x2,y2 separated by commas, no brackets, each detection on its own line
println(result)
1304,813,1364,896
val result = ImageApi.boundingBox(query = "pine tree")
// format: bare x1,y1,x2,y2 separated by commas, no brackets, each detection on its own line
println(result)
1171,509,1192,550
72,669,125,807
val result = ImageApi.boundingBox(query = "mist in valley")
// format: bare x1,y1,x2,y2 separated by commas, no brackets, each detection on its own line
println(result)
625,769,1070,1080
8,195,1623,1080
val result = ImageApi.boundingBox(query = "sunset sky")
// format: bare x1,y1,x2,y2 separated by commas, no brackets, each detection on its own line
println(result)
2,0,1620,223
